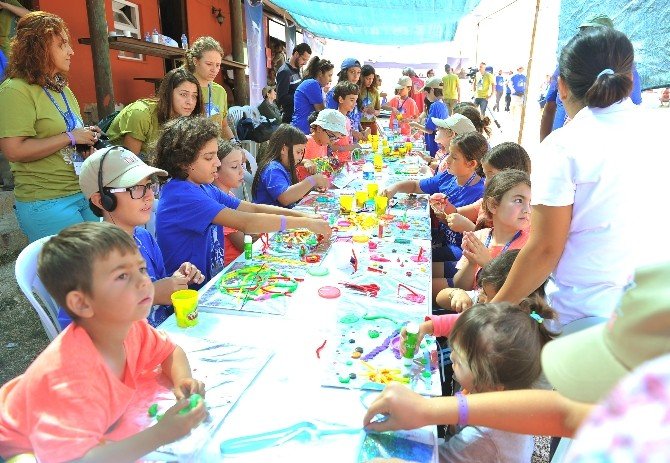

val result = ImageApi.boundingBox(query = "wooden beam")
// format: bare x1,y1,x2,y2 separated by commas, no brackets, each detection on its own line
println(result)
230,0,248,105
519,0,542,144
85,0,115,119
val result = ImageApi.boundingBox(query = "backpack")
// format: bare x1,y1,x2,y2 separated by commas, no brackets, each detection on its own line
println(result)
97,110,120,133
236,117,277,143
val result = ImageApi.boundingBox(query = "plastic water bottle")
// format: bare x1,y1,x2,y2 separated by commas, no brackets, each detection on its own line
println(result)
144,32,151,42
181,33,188,50
362,161,375,181
392,117,399,134
151,28,160,44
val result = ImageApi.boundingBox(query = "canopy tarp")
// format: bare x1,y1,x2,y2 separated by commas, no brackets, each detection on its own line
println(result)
558,1,670,88
267,0,482,45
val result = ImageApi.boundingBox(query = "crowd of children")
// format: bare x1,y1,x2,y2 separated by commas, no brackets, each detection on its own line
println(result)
1,9,669,463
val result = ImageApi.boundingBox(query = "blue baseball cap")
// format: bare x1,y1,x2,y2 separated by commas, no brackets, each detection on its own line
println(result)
341,57,361,70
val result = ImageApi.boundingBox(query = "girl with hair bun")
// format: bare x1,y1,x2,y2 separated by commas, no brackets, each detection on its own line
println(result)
491,27,658,326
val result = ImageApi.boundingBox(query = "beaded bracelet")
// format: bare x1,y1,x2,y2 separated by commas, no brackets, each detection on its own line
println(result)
455,392,468,426
279,215,287,232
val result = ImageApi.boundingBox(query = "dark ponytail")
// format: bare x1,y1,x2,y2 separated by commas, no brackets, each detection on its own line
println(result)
303,56,334,81
559,27,633,108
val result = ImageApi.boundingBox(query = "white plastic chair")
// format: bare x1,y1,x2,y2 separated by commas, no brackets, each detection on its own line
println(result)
15,236,62,340
231,148,258,201
227,106,245,138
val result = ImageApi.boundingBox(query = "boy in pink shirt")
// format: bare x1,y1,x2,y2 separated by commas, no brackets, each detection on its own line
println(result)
0,222,206,462
388,76,419,135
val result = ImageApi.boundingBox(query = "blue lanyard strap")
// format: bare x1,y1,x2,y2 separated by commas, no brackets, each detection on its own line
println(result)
484,229,522,253
207,83,212,117
42,87,79,132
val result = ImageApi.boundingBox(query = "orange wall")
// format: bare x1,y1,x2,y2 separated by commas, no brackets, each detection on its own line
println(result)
37,0,233,111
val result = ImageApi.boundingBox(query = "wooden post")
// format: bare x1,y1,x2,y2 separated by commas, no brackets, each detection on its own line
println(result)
518,0,542,144
85,0,115,119
230,0,248,105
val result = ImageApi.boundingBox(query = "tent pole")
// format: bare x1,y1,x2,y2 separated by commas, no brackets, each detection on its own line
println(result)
519,0,542,144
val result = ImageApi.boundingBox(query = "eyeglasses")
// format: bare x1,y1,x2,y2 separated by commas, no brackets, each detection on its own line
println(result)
324,129,342,142
106,182,159,200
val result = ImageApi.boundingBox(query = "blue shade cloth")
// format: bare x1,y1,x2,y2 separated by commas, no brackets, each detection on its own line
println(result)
270,0,482,45
557,2,670,89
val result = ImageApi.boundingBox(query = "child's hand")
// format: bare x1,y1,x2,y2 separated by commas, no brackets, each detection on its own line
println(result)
174,262,205,286
311,174,331,191
154,398,207,444
302,159,317,174
306,218,332,240
462,231,491,267
381,185,397,199
446,213,475,233
399,320,433,357
173,377,206,401
450,288,474,312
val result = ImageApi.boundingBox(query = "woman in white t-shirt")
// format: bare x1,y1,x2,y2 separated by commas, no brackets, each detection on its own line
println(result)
491,27,661,325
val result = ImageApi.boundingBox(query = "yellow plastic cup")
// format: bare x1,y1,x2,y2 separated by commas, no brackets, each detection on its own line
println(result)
171,289,199,328
367,182,379,199
339,194,354,213
374,195,389,217
405,142,413,151
355,190,368,208
373,153,383,172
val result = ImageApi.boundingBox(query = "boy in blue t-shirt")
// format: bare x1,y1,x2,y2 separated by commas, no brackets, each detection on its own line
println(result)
76,147,205,327
155,117,331,288
409,77,449,156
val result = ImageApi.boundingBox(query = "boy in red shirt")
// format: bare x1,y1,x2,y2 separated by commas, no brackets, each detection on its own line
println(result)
0,222,206,462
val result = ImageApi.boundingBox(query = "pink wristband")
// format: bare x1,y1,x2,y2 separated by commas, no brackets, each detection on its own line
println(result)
65,131,76,146
456,392,468,426
279,215,287,232
307,175,316,187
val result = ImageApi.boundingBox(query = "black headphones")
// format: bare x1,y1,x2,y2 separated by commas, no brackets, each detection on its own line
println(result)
97,146,123,212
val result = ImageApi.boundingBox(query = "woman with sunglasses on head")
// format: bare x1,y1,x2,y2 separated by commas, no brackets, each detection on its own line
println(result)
252,124,331,207
106,67,204,161
0,12,100,242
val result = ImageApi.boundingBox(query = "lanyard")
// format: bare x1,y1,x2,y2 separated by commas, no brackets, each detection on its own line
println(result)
460,171,477,188
207,83,212,117
42,87,79,132
397,97,408,113
484,229,522,254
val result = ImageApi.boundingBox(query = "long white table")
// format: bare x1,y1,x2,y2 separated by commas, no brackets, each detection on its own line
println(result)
153,149,441,462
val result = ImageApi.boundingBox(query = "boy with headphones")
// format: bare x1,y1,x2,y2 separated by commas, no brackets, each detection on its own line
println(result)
73,146,205,327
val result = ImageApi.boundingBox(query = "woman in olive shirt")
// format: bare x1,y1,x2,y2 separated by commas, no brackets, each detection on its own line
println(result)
106,68,203,161
183,36,236,141
0,12,99,242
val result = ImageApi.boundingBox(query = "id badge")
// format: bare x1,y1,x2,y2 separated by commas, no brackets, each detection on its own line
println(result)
62,146,84,176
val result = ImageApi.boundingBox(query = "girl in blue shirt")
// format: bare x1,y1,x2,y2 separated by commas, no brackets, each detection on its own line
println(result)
155,117,331,288
291,57,334,134
383,132,488,282
252,124,331,207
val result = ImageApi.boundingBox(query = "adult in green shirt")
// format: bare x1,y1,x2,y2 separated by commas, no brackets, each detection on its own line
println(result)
0,0,30,190
473,62,494,116
441,64,460,116
183,36,235,141
0,0,29,56
106,67,203,161
0,12,100,242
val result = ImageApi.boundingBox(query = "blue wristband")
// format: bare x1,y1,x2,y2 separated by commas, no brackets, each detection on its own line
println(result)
456,392,468,426
279,215,287,232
